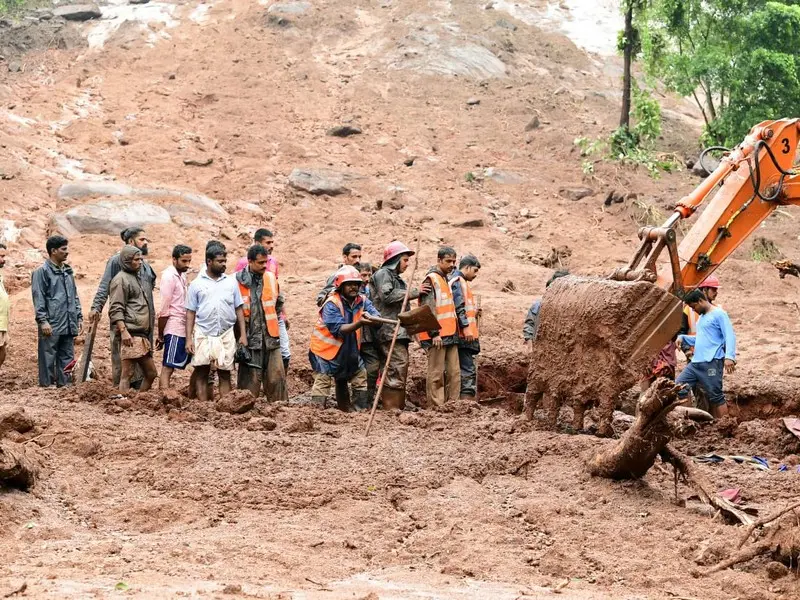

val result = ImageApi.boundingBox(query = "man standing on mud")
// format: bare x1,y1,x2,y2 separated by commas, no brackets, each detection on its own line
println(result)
419,247,460,407
88,227,156,386
450,254,481,400
370,241,429,410
309,266,379,411
158,244,193,390
109,246,158,393
0,243,9,372
31,236,83,387
676,289,737,418
185,243,248,403
316,243,362,307
235,229,291,371
236,244,287,402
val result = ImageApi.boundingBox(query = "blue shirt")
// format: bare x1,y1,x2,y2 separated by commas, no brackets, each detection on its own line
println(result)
186,271,243,336
680,307,736,363
309,294,380,378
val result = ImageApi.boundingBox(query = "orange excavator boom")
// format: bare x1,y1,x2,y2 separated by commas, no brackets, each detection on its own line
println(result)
611,119,800,295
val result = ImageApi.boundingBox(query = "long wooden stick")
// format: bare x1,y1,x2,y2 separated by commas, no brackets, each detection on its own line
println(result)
475,294,482,397
365,241,421,436
77,319,99,383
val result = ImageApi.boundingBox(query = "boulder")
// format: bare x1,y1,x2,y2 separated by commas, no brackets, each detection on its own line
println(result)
53,4,102,21
288,168,349,196
691,154,720,177
58,182,226,216
454,218,485,228
54,201,171,236
0,406,35,437
327,125,362,137
558,186,594,201
484,167,523,184
215,390,255,415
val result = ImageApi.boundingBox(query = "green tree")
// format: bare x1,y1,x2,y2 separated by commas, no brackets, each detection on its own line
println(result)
641,1,800,145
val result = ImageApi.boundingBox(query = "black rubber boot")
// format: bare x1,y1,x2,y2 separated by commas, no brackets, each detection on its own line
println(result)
335,380,351,412
352,389,371,412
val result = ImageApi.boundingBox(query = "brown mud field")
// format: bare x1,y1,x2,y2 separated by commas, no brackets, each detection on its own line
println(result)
1,0,800,598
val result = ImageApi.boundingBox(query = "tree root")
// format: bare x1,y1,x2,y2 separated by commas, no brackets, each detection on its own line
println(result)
694,525,800,577
587,378,682,479
660,445,752,525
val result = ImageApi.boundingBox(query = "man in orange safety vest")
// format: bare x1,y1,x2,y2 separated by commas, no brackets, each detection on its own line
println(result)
419,246,460,407
450,254,481,400
309,265,380,411
236,244,287,402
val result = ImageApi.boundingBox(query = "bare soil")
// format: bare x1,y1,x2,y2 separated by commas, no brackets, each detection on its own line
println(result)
1,0,800,597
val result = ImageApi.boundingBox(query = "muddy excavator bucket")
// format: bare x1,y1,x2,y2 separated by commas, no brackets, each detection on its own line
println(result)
526,275,683,435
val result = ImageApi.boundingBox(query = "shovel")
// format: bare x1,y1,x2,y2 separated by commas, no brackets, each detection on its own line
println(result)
366,305,441,336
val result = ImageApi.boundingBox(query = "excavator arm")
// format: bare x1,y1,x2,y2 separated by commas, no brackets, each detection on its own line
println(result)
612,119,800,295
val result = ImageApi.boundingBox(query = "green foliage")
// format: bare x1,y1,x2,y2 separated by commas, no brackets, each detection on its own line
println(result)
639,1,800,145
0,0,26,14
577,85,678,177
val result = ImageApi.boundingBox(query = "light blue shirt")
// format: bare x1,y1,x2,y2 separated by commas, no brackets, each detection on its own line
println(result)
680,307,736,363
186,271,243,336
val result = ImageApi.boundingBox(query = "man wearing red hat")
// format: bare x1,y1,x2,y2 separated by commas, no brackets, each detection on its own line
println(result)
369,241,430,409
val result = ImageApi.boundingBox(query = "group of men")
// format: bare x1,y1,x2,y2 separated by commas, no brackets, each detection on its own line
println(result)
19,229,483,412
308,242,482,411
523,272,737,418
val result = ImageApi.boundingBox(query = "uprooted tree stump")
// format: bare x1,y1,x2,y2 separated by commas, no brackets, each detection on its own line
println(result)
587,378,681,479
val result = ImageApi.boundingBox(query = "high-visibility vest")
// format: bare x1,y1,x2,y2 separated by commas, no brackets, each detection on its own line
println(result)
684,302,723,335
453,275,479,339
417,272,457,341
310,293,365,360
238,272,280,337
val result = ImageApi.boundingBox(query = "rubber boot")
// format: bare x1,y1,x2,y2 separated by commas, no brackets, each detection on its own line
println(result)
381,387,405,410
335,379,351,412
352,389,371,412
283,357,290,372
311,395,327,408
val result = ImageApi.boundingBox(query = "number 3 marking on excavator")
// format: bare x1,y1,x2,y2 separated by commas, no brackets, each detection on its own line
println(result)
782,138,791,154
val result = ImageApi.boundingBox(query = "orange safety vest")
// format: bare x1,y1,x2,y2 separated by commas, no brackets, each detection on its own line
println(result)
453,275,479,339
684,302,722,335
418,272,457,341
238,272,280,338
310,293,365,361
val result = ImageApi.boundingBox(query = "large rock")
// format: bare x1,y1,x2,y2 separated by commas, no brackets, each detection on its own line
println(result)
58,181,226,216
288,168,350,196
55,201,171,236
558,186,594,201
53,4,102,21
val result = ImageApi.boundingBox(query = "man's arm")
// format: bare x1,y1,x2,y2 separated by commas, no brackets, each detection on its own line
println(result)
73,275,83,332
108,277,132,346
522,301,539,341
185,310,196,355
90,256,118,318
31,268,51,335
451,280,469,329
232,283,247,345
720,312,737,362
419,277,441,344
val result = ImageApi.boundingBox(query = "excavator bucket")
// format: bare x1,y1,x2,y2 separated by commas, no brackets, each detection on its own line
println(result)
526,275,683,436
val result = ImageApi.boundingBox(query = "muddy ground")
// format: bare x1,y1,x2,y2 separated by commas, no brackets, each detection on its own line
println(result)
1,0,800,598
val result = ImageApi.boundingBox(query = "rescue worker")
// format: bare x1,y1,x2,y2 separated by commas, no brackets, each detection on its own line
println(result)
679,275,722,409
236,244,288,402
109,246,158,393
0,243,8,373
676,289,737,418
309,265,380,411
419,247,460,407
88,227,156,386
234,229,291,370
356,262,380,403
31,236,83,387
370,241,430,409
451,254,481,400
523,270,569,346
315,243,362,307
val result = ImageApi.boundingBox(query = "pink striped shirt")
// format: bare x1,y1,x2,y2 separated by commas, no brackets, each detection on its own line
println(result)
159,266,188,338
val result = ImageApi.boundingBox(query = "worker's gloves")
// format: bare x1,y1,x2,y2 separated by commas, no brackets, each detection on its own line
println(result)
234,344,252,365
